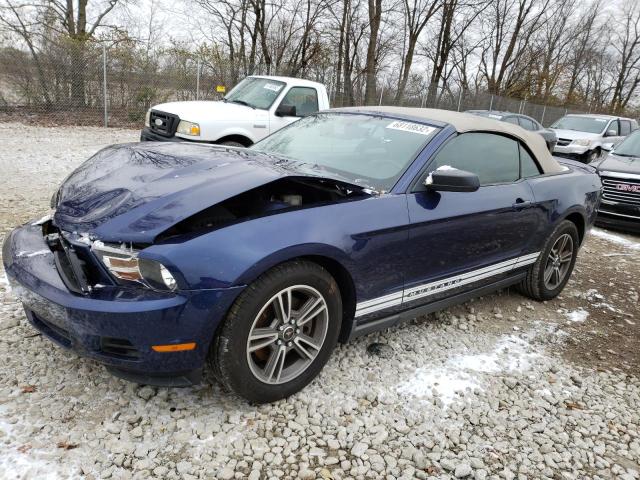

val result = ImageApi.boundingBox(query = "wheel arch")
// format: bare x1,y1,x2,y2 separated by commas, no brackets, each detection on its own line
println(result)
563,210,587,245
215,134,254,147
298,255,357,343
234,246,358,343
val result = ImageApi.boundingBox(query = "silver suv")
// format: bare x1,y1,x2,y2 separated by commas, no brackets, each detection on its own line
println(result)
550,114,638,163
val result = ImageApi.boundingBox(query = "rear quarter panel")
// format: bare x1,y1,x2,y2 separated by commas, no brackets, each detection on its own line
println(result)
527,163,601,248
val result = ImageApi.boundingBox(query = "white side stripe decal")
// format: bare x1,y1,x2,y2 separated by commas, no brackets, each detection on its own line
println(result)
355,252,540,317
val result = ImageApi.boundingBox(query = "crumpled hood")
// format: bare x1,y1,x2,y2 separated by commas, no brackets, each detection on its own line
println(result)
53,142,299,243
152,100,255,123
597,152,640,176
549,129,602,141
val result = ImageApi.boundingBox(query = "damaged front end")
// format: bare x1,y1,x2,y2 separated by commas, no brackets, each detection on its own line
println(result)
41,221,178,295
42,175,372,294
158,176,373,241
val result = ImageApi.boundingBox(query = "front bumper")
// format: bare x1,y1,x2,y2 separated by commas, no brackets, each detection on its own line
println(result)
596,202,640,233
3,224,244,386
140,127,203,143
140,127,182,142
553,144,590,156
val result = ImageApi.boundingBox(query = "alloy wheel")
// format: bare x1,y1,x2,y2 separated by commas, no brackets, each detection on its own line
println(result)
544,233,574,290
246,285,329,384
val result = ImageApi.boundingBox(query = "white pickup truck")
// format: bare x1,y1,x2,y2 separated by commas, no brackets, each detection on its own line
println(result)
140,75,329,146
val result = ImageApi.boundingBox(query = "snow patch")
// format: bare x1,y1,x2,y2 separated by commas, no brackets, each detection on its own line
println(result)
565,309,589,323
424,165,458,185
398,335,540,406
590,228,640,250
451,335,540,373
0,272,12,293
30,213,52,226
398,369,478,405
15,250,49,258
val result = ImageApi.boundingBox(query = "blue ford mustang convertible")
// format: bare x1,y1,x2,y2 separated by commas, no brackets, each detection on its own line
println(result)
4,107,601,402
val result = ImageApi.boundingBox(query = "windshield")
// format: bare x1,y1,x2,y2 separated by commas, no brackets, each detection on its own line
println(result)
224,77,286,110
613,130,640,157
251,113,439,191
551,116,609,134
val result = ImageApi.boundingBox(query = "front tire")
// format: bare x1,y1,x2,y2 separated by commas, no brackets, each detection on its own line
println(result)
517,220,579,301
218,140,246,148
584,148,600,163
208,261,342,403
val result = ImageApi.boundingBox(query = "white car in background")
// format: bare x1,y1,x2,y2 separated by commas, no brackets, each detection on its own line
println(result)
550,114,638,163
141,75,330,147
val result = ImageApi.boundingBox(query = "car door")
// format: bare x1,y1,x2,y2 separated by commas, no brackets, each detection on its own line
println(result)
403,132,540,307
269,87,320,134
604,119,624,146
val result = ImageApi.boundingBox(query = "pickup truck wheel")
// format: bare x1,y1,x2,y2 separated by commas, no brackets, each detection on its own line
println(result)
517,220,579,301
207,261,342,403
219,140,245,148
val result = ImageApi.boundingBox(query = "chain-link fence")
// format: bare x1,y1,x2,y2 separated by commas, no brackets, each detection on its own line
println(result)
0,43,620,129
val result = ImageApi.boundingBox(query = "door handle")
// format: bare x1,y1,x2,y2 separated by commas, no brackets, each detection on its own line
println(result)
512,198,533,210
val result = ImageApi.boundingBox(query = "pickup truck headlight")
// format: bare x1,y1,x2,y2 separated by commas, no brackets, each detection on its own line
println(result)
144,110,151,128
176,120,200,136
572,139,592,147
92,241,177,291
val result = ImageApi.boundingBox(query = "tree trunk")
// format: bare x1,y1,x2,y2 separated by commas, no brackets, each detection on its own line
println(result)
364,0,382,105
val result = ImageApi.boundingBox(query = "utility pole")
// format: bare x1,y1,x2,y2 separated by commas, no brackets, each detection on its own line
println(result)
102,45,108,128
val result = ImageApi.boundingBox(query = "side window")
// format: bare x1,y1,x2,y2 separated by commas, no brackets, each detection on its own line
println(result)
279,87,319,117
620,120,632,136
519,144,541,177
608,120,620,136
428,132,520,185
518,117,537,131
631,120,639,132
503,116,519,125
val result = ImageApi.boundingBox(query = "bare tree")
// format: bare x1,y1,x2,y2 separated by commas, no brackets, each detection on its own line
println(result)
393,0,439,104
479,0,550,95
610,0,640,113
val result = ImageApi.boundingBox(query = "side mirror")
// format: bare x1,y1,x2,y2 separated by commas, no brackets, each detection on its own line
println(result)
605,129,617,137
425,168,480,192
275,104,297,117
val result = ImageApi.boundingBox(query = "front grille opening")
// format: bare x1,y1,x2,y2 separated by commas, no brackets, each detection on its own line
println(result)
100,337,141,359
44,224,115,295
602,177,640,206
149,110,179,137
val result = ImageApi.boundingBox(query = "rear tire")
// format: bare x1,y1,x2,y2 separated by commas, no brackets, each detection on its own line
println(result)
207,261,342,403
517,220,579,301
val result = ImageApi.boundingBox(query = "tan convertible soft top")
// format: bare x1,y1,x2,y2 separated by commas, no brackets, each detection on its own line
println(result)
332,106,565,174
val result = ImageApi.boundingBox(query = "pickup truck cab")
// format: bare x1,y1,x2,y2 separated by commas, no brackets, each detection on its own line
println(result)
140,75,329,147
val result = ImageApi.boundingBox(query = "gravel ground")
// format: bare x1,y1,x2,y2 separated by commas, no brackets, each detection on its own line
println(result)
1,122,639,480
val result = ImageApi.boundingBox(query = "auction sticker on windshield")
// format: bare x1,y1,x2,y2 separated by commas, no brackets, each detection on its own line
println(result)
386,120,436,136
263,83,283,92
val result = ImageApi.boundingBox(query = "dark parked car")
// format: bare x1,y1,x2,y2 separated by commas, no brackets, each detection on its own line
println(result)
4,107,601,403
592,129,640,232
467,110,557,152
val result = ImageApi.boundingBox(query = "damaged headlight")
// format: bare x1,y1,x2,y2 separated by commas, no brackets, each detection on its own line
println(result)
176,120,200,136
91,241,178,291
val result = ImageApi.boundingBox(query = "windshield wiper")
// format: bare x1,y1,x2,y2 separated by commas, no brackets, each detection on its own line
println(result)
229,99,255,109
613,152,638,158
